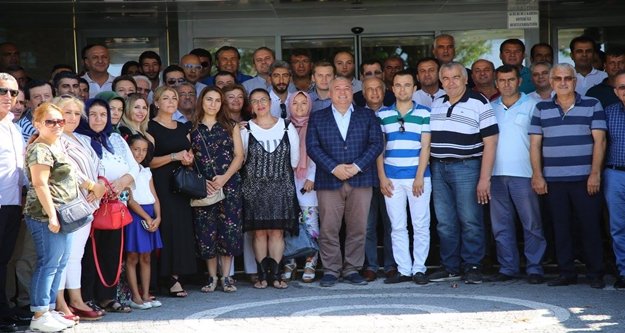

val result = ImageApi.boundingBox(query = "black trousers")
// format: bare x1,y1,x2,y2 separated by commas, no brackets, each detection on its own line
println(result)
81,229,122,303
546,181,604,278
0,206,21,317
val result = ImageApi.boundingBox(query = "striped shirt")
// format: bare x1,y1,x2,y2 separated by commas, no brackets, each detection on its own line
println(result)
430,89,499,159
378,102,431,179
604,102,625,167
528,93,607,182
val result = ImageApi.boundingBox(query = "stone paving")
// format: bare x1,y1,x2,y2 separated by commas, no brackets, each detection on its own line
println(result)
14,274,625,333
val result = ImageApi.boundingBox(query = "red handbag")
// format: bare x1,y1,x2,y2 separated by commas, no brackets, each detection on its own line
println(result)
91,176,133,287
92,176,133,230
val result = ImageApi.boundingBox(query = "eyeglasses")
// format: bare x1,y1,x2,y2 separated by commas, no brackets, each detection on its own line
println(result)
0,87,19,97
178,92,196,98
250,97,269,105
166,78,186,86
201,61,210,69
398,117,405,133
183,64,202,71
44,119,66,127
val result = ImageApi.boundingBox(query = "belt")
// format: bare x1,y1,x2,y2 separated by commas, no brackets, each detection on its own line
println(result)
433,156,481,164
606,165,625,172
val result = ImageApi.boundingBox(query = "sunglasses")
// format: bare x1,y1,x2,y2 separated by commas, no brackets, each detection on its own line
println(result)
183,64,202,71
166,78,186,85
0,87,19,97
44,119,66,127
398,117,405,133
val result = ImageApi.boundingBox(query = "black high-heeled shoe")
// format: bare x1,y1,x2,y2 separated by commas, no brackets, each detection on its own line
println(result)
267,258,288,289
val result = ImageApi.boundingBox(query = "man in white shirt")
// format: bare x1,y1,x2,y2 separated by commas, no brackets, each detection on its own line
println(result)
0,73,23,332
81,44,115,98
413,57,445,107
570,36,608,95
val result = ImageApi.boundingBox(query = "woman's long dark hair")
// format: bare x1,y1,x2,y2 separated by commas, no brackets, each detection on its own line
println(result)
192,86,235,134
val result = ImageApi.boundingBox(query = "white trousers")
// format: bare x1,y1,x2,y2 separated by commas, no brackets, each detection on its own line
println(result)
58,221,91,290
384,178,431,276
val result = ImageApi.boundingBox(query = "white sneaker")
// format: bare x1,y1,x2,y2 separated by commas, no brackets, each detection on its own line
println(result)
50,311,76,328
30,312,68,332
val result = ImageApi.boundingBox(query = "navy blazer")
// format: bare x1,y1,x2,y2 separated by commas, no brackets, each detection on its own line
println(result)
307,105,383,190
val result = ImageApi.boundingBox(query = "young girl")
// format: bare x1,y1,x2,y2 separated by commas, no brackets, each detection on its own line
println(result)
125,134,163,309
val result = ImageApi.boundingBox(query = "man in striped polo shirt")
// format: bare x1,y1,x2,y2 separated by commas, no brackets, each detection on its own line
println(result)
529,63,607,289
428,62,499,284
377,70,432,285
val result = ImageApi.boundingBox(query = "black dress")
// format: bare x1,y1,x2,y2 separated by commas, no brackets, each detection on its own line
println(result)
241,121,299,234
147,120,197,276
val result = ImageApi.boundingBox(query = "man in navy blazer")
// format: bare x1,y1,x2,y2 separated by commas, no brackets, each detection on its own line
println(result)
307,76,384,287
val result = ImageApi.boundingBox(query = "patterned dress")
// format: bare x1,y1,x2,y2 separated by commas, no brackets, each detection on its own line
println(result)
190,123,243,258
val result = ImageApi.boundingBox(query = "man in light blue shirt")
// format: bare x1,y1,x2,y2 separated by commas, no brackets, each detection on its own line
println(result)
490,65,546,284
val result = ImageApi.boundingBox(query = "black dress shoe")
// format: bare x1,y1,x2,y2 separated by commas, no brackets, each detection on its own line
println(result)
487,273,516,282
527,274,544,284
589,276,605,289
547,275,577,286
0,322,17,333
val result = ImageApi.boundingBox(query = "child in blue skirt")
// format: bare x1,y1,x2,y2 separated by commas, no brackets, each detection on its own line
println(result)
125,134,163,310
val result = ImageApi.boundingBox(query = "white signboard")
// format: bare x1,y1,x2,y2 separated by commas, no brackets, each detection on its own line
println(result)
508,10,539,29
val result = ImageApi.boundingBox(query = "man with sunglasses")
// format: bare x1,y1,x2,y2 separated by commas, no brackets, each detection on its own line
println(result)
428,62,499,285
180,54,207,96
162,65,186,88
0,73,23,333
376,70,432,285
529,63,607,289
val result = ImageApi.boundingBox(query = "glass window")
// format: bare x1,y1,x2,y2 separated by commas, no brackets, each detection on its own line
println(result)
85,37,160,77
361,35,434,70
282,37,354,64
194,37,275,76
443,29,525,68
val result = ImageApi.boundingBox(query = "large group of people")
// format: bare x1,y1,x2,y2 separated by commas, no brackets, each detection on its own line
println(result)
0,33,625,332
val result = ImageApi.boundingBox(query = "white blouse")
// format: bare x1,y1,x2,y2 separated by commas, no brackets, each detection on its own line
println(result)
99,133,140,188
240,118,300,168
131,166,156,205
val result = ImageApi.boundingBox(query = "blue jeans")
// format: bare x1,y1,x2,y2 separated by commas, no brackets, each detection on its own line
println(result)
364,187,396,272
25,216,72,313
431,158,484,273
604,168,625,276
490,176,545,275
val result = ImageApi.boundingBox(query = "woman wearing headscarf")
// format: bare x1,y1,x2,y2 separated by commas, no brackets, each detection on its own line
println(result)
76,98,139,313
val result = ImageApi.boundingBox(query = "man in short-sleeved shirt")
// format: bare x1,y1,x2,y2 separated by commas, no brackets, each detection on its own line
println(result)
376,70,432,285
529,63,607,288
428,62,499,285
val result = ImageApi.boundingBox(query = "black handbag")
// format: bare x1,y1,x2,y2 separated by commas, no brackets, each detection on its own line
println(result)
56,196,92,234
172,166,207,199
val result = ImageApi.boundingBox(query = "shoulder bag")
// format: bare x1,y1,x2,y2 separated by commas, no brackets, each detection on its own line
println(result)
190,128,225,207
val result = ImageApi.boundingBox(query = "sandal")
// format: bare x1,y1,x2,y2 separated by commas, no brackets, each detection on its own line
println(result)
283,259,297,281
268,257,288,289
85,301,106,316
221,277,237,293
253,258,269,289
302,260,316,283
101,301,132,313
168,276,188,298
201,276,218,293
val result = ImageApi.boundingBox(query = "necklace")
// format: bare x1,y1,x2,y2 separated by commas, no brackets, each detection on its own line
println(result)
154,117,176,129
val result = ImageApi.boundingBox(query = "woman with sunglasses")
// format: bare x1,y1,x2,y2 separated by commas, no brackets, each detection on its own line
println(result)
76,98,140,314
23,103,82,331
51,95,107,321
241,88,300,289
